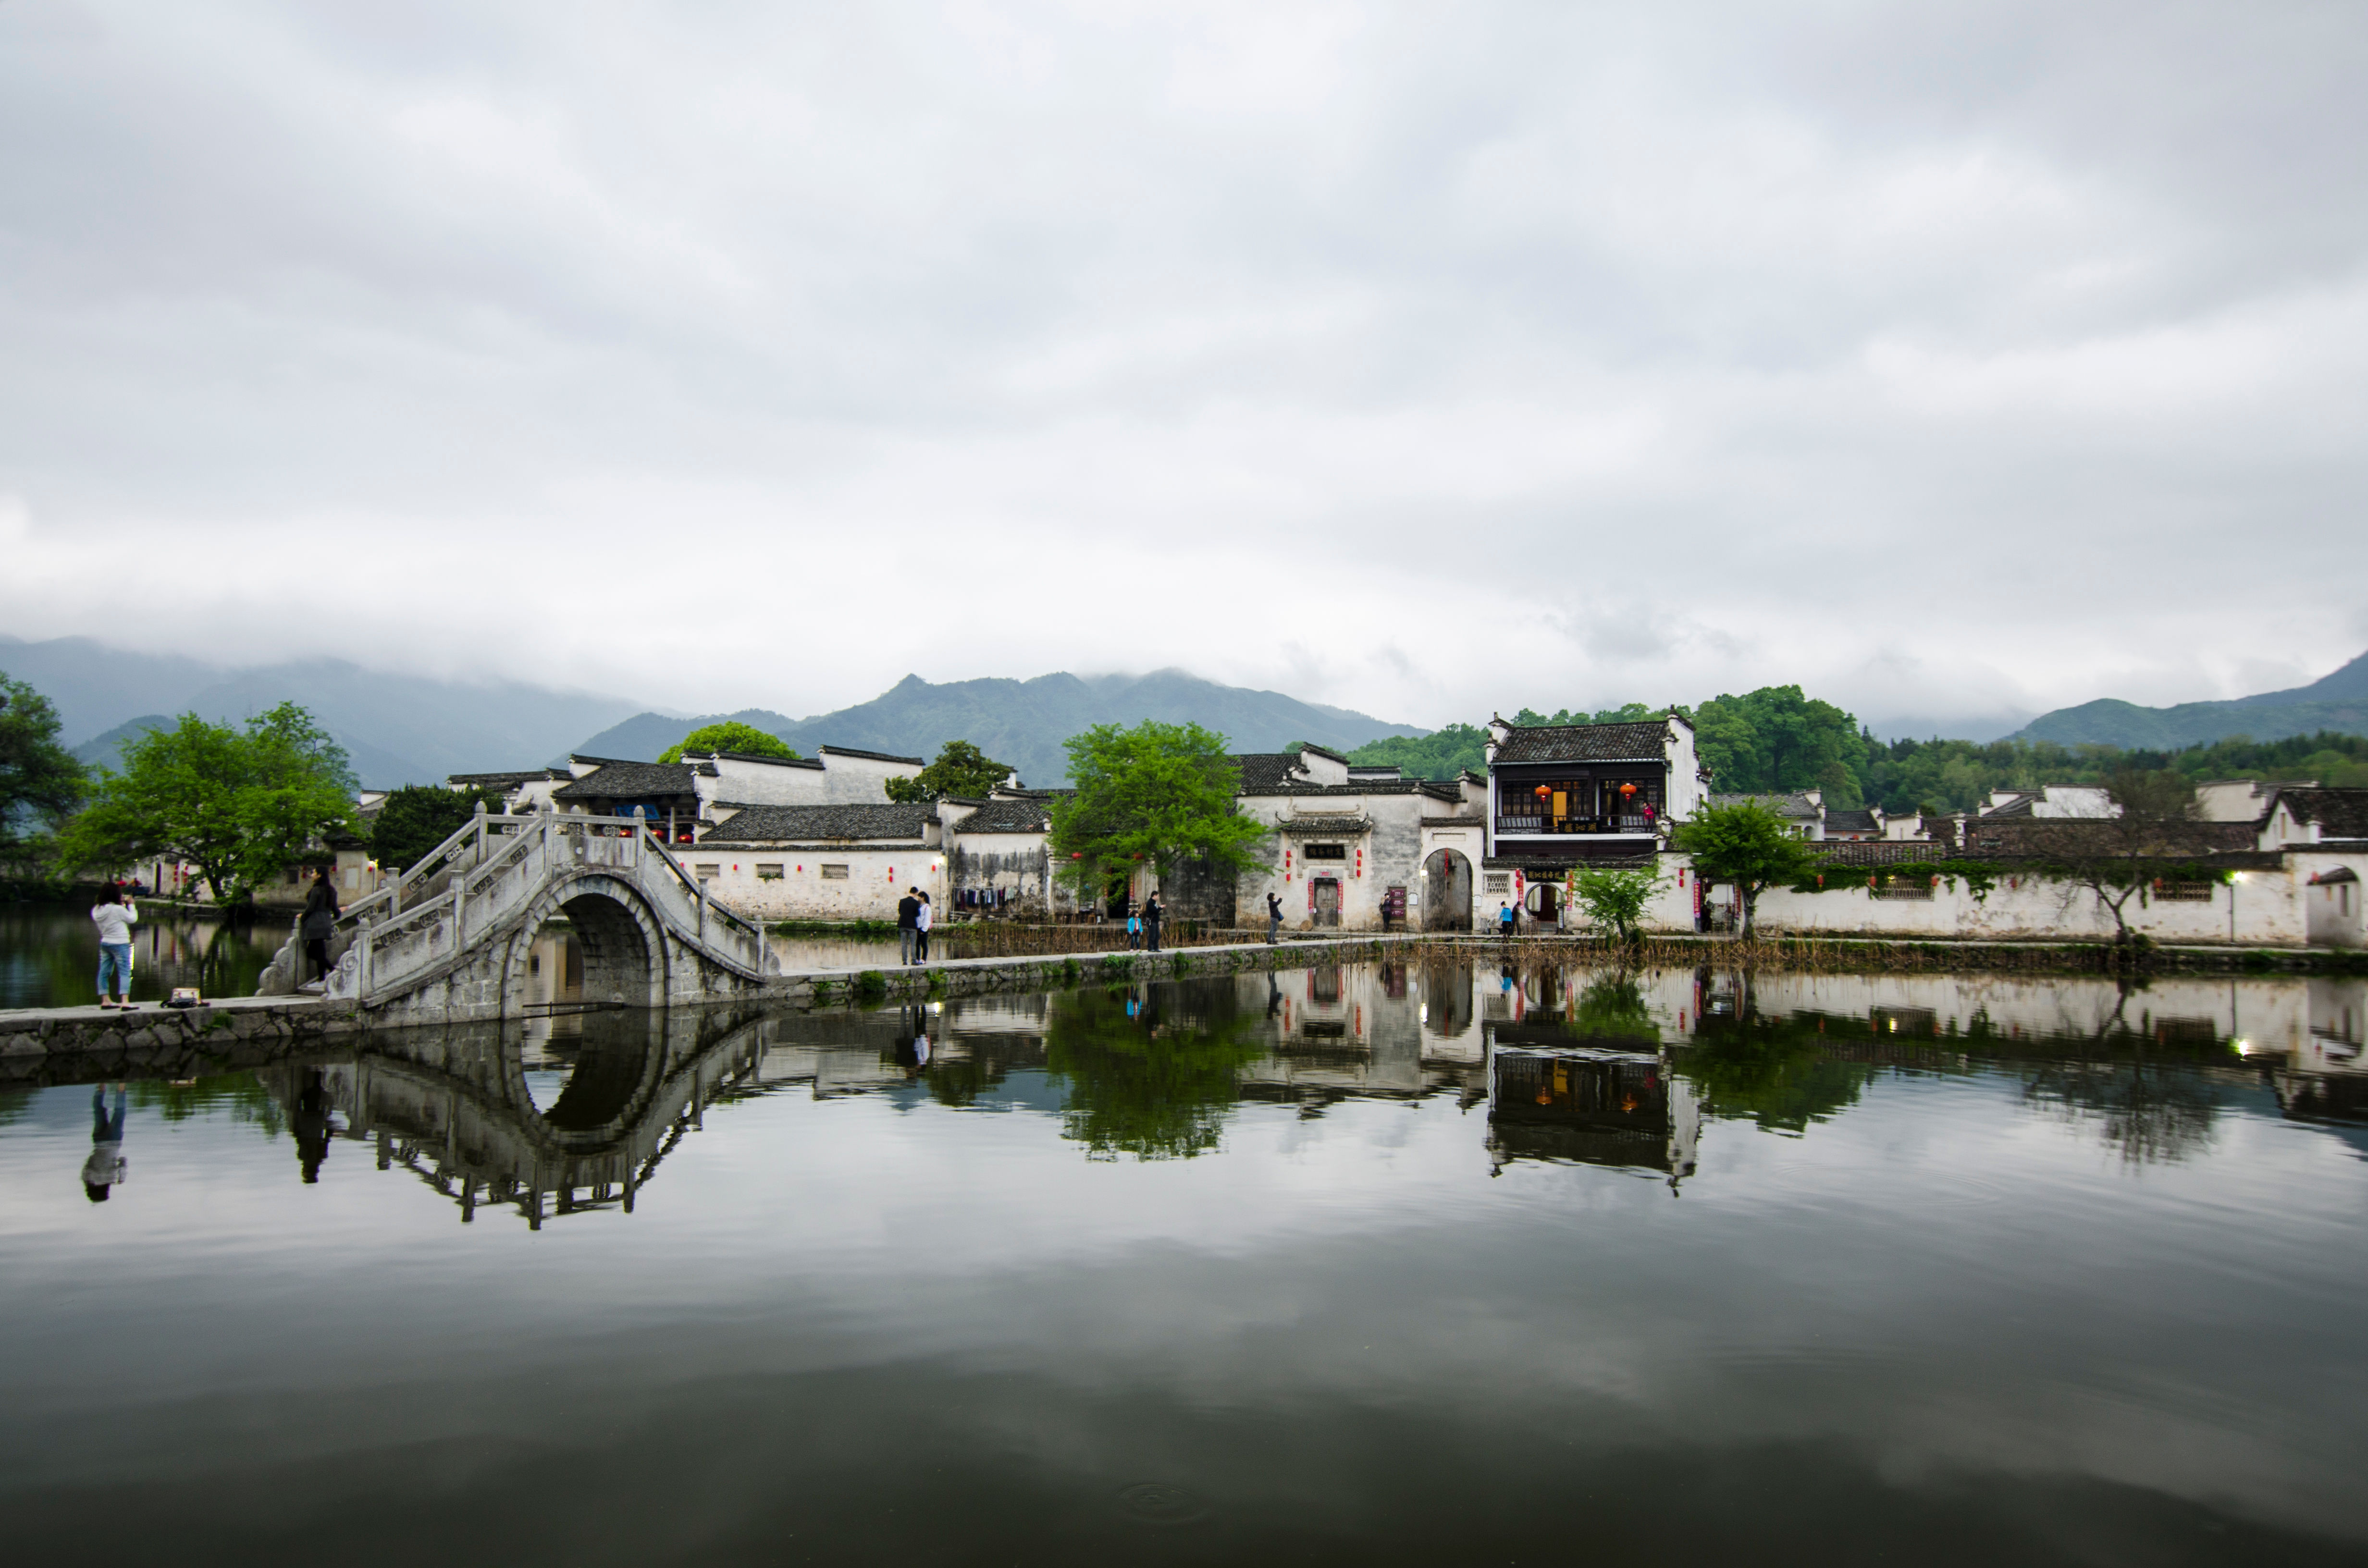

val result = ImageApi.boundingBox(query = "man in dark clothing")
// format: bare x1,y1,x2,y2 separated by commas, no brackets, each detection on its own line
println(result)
300,869,340,989
1266,891,1283,945
1142,891,1163,953
896,888,921,965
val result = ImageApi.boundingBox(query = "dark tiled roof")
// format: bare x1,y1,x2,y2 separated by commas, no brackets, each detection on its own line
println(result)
1277,816,1371,835
1418,782,1463,803
1231,753,1305,794
553,760,709,799
702,804,937,843
1824,809,1879,833
1493,720,1670,765
1806,840,1955,867
951,798,1054,834
1959,819,2258,858
1300,743,1350,765
2275,788,2368,839
447,769,568,787
1709,791,1821,819
1482,852,1660,871
818,744,925,766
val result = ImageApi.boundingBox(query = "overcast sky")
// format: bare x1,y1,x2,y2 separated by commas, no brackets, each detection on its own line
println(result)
3,0,2363,731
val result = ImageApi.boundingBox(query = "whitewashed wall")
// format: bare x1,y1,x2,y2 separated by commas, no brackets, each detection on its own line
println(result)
692,843,948,921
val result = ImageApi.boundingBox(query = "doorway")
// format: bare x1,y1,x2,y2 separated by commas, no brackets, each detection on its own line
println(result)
1312,878,1342,928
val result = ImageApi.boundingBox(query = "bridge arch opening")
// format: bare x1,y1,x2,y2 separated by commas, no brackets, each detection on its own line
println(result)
560,892,657,1007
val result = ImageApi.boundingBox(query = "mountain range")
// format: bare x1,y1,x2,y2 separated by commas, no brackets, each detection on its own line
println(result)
1,637,1421,789
2009,649,2368,749
572,671,1426,786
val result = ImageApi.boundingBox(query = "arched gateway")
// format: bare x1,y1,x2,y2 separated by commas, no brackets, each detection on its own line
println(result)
1422,848,1474,931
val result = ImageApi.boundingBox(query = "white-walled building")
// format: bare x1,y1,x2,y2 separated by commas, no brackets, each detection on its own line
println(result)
691,803,947,920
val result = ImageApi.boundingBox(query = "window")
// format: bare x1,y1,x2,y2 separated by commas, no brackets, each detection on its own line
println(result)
1304,843,1347,860
821,864,851,880
1870,884,1934,901
756,863,784,881
1483,873,1510,894
2152,881,2214,903
694,863,719,880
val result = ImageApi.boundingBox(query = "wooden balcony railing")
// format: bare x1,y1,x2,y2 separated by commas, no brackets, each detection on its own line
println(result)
1494,815,1657,836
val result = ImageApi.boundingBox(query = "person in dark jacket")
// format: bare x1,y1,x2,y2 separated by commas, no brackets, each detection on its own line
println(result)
896,888,921,965
1142,890,1163,953
300,869,340,988
1266,890,1283,945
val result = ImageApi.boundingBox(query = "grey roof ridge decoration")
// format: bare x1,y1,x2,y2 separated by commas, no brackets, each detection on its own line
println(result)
1423,814,1488,826
447,769,570,785
1276,815,1373,834
694,749,824,770
817,744,927,766
950,797,1056,833
1297,742,1351,764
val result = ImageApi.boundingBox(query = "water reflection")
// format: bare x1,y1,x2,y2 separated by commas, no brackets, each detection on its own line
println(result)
17,963,2368,1220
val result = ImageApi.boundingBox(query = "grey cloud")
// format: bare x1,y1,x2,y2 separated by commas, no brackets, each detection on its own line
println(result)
1,0,2363,729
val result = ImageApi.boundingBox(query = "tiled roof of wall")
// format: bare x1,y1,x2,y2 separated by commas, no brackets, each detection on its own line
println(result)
553,760,711,798
817,744,926,766
2276,787,2368,839
701,804,937,843
951,798,1054,834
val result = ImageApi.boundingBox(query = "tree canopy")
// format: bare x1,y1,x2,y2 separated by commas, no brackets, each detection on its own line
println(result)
0,672,87,855
1048,720,1268,895
56,703,357,903
884,739,1014,803
658,722,799,764
1569,865,1663,947
369,784,506,875
1671,800,1819,936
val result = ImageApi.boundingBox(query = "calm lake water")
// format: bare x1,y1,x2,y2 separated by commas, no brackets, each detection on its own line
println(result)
0,900,286,1008
3,961,2366,1564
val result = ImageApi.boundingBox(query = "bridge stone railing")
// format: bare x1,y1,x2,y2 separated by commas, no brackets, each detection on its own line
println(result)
263,806,776,1016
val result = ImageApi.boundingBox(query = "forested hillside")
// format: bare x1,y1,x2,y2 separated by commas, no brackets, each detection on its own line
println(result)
1348,688,2368,812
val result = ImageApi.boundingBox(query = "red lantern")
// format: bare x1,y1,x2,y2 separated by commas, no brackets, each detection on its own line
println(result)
1620,782,1638,799
1533,784,1550,799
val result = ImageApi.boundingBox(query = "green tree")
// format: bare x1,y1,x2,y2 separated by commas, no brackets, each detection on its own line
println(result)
1569,865,1663,947
0,672,87,858
56,703,357,903
1692,686,1868,798
369,784,506,874
1048,720,1270,896
2035,766,2201,946
1671,800,1818,936
658,722,799,764
1043,982,1269,1160
884,739,1014,802
1345,723,1489,781
1677,1017,1879,1136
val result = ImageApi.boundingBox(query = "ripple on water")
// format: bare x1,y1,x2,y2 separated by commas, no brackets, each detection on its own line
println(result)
1115,1482,1211,1526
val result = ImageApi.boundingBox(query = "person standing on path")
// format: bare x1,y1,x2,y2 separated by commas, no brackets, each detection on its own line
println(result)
1143,890,1163,953
83,1083,127,1201
915,892,934,962
1497,899,1516,941
1266,890,1283,945
896,887,921,965
91,884,138,1008
300,868,340,990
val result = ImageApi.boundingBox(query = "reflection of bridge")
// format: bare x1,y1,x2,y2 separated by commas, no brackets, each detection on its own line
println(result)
263,808,777,1025
265,1006,774,1227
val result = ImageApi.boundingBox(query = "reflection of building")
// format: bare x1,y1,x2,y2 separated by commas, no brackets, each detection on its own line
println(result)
1486,1030,1701,1181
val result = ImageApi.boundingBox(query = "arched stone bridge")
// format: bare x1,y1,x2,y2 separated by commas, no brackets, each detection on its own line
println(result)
263,1006,771,1227
262,808,777,1026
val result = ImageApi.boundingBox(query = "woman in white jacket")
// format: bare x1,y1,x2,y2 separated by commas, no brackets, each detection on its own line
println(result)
91,884,137,1009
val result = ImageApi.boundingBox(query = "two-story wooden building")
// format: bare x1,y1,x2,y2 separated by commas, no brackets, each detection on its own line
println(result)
1481,712,1709,923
